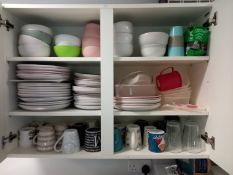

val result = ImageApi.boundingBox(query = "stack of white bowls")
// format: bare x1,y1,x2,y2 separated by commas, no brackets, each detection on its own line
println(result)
114,21,133,57
18,24,53,57
139,32,169,57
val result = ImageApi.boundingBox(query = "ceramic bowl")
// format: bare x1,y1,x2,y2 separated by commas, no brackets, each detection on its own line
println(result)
83,23,100,38
114,21,133,33
82,45,100,57
21,29,52,45
18,34,50,47
54,46,81,57
114,33,133,43
21,24,53,36
114,43,133,57
82,37,100,47
54,34,81,46
139,32,169,46
141,44,166,57
18,44,50,57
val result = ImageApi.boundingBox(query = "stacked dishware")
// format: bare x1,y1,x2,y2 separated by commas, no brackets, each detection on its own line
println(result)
16,64,70,81
114,96,161,111
54,34,81,57
18,24,53,57
82,23,100,57
139,32,169,57
114,21,133,57
16,64,72,111
84,128,101,152
33,126,56,152
73,73,101,110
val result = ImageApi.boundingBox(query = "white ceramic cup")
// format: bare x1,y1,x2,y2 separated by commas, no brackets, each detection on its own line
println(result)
19,127,36,148
54,129,80,154
126,124,142,151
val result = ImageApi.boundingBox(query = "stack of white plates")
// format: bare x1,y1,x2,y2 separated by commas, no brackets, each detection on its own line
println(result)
17,83,72,111
73,73,101,110
16,64,70,81
114,96,161,111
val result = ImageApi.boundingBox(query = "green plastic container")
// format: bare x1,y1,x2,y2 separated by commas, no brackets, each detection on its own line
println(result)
54,46,81,57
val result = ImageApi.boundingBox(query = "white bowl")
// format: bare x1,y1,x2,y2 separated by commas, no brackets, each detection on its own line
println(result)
114,43,133,57
18,44,50,57
18,34,50,46
114,33,133,43
54,34,81,46
141,44,166,57
139,32,169,46
114,21,133,33
21,24,53,36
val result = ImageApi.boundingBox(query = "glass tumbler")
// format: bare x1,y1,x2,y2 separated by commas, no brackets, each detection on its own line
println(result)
182,121,201,153
166,121,182,153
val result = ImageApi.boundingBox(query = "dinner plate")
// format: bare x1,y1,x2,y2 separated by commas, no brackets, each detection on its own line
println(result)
18,92,71,97
19,100,71,106
114,98,161,104
19,103,70,111
74,80,100,87
74,102,100,106
73,86,100,94
17,74,69,80
115,103,161,111
19,96,72,102
18,83,71,88
74,73,100,79
114,96,161,100
17,64,70,72
18,89,71,93
74,104,101,110
18,87,71,91
74,97,101,103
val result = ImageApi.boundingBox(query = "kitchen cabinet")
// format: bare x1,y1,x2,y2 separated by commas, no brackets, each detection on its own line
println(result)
0,1,232,174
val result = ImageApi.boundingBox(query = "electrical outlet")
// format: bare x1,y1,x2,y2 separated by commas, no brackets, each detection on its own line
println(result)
128,160,152,174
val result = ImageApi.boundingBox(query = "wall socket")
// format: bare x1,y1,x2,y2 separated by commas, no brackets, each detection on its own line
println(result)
128,160,152,174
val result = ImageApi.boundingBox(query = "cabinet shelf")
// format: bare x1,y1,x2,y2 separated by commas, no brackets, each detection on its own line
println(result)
9,109,101,117
114,56,209,65
114,109,208,116
8,147,104,159
7,57,101,63
114,147,210,159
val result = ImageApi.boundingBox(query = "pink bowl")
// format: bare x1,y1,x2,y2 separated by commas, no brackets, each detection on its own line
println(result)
82,37,100,47
82,45,100,57
83,23,100,38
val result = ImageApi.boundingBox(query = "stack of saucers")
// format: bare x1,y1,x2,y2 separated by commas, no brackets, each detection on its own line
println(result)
16,64,70,81
73,73,101,110
114,96,161,111
17,83,72,111
18,24,53,57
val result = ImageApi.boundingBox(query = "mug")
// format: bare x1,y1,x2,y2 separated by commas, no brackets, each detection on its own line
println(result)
114,127,123,152
19,127,36,148
114,123,126,145
143,126,156,146
134,120,149,143
68,122,87,147
148,129,165,153
84,128,101,152
54,129,80,154
126,124,142,151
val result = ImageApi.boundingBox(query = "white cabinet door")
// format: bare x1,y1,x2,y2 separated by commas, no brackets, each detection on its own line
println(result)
196,0,233,174
0,4,8,162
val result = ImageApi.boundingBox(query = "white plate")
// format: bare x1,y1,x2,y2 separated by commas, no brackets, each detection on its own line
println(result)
18,87,71,91
114,96,161,100
18,93,71,97
18,83,71,88
74,97,101,103
74,104,101,110
18,89,71,93
73,86,100,94
19,100,71,106
74,73,100,79
74,80,100,87
17,74,69,80
115,103,161,111
19,96,72,102
17,64,70,72
11,80,68,83
114,98,161,104
19,103,70,111
74,102,100,106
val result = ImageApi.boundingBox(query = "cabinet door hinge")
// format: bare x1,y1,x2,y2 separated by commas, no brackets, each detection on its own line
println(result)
201,132,215,150
1,132,17,149
0,14,14,31
204,11,217,27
